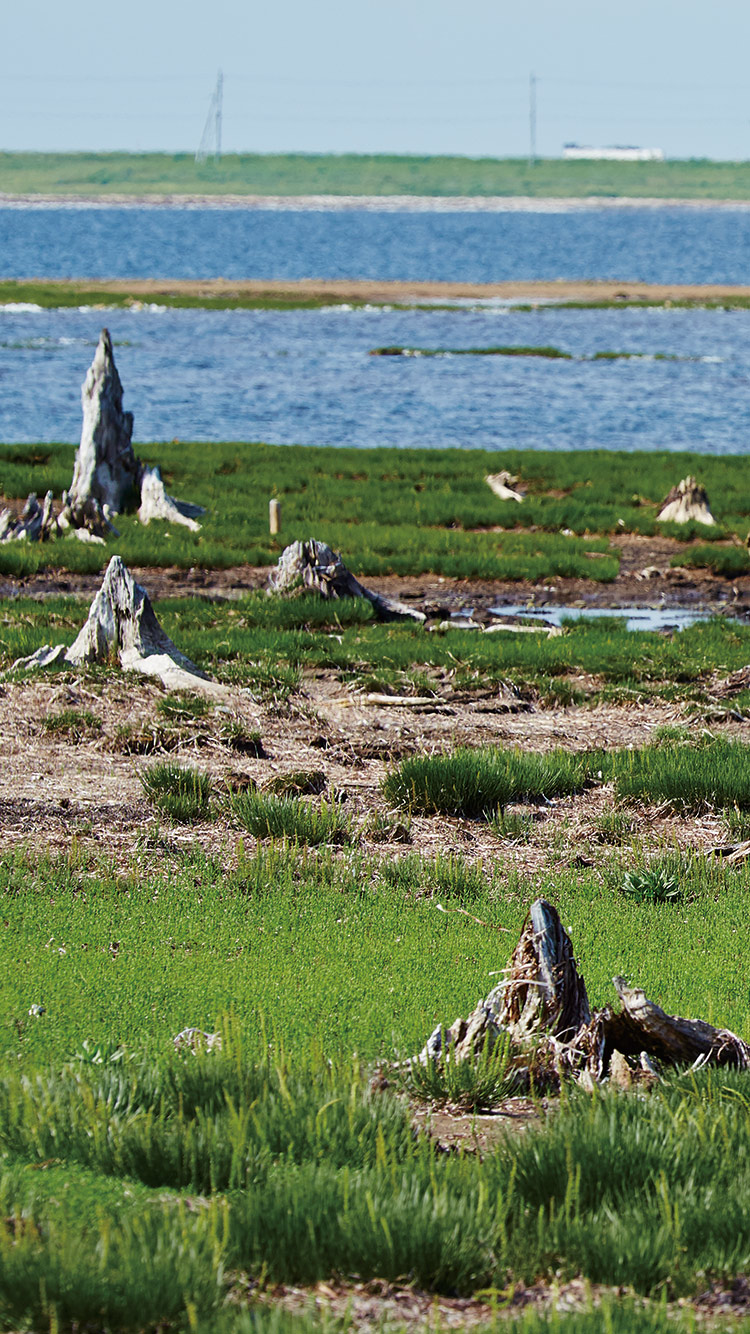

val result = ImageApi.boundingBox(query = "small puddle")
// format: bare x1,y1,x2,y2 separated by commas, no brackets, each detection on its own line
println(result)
488,604,718,632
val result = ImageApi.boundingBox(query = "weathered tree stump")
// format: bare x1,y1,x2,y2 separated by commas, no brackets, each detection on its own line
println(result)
416,898,749,1087
62,328,141,521
657,476,715,525
11,555,226,695
138,466,204,532
268,539,426,623
0,492,59,543
7,331,203,542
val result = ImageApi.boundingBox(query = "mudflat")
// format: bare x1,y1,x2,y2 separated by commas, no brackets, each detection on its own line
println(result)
8,276,750,305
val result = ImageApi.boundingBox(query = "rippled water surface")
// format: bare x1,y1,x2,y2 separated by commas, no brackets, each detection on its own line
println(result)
3,205,750,283
2,303,750,450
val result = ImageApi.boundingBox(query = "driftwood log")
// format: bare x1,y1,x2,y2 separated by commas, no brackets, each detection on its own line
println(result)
419,898,749,1087
657,476,715,526
485,471,524,503
268,539,426,624
11,555,227,696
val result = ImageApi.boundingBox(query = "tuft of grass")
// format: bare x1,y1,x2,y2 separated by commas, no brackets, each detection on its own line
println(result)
488,808,535,842
111,722,179,755
231,791,353,845
594,809,637,844
613,736,750,812
41,708,102,741
155,691,211,721
400,1037,518,1111
671,544,750,577
723,806,750,842
138,762,214,823
383,746,600,817
264,769,327,798
220,719,266,756
360,808,412,844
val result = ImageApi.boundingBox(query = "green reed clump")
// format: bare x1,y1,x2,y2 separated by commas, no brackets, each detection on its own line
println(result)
0,1198,224,1331
612,736,750,811
383,746,601,817
155,691,212,721
139,762,214,823
400,1037,518,1111
231,791,353,844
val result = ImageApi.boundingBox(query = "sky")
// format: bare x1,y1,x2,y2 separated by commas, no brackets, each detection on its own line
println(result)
3,0,750,160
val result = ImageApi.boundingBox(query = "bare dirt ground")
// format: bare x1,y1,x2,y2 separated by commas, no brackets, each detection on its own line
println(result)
3,532,749,615
2,532,747,864
7,275,750,306
246,1273,750,1330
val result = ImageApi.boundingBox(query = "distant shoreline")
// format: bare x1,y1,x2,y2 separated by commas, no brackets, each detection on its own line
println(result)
4,192,750,212
4,277,750,310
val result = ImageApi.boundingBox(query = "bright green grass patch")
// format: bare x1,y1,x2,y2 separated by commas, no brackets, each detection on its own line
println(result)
40,707,102,740
671,543,750,577
3,594,750,704
382,746,601,816
386,735,750,818
231,791,353,845
6,441,750,575
612,735,750,811
7,839,750,1065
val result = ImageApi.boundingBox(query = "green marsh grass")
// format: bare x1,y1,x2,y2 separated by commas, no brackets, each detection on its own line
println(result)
231,791,353,844
4,594,750,719
4,592,750,706
383,746,601,817
400,1038,517,1110
9,150,750,201
612,735,750,811
370,344,573,358
8,440,750,577
671,543,750,577
139,762,214,823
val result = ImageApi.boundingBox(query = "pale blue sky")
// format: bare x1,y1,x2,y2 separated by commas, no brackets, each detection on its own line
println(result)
3,0,750,160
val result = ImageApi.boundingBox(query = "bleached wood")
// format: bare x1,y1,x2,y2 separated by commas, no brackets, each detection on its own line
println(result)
268,539,426,623
486,470,524,503
11,556,227,696
657,475,715,525
64,329,141,518
414,897,750,1084
138,466,203,531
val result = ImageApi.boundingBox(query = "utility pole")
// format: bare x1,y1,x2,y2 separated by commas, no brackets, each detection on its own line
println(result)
529,72,537,168
214,69,223,161
196,70,223,163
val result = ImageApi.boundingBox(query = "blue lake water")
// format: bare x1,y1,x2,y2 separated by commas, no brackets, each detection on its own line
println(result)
2,204,750,284
3,204,750,451
2,303,750,451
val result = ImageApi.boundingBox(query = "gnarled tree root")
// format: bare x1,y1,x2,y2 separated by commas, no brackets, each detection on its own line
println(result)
417,898,749,1088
